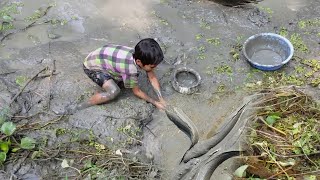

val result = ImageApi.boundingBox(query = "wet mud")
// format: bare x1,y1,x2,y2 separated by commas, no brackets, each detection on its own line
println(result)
0,0,320,179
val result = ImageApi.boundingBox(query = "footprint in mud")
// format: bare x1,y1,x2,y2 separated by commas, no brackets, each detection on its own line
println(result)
247,8,270,27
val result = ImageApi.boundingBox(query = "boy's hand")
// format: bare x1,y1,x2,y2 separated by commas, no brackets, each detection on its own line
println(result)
159,97,167,107
154,101,166,110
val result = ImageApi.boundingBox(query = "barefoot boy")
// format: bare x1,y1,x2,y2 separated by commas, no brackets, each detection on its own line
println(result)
63,38,166,114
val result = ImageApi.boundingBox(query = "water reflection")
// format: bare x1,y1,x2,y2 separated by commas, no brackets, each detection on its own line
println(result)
285,0,309,11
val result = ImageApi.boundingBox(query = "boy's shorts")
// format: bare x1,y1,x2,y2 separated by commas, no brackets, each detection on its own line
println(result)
83,65,124,88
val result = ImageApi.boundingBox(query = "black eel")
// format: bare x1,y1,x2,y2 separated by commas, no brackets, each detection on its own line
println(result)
209,0,263,7
165,107,199,149
194,151,240,180
181,104,246,163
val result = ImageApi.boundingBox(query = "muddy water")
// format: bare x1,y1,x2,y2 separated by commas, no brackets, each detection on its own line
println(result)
1,0,320,179
176,71,198,87
251,49,283,65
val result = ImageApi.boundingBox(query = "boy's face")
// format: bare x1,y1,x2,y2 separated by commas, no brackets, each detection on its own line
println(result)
136,60,157,72
141,64,156,72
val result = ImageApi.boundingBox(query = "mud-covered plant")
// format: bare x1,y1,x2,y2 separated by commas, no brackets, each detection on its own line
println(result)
279,27,288,37
195,34,204,40
258,6,273,15
290,33,309,53
200,18,211,29
298,19,320,29
229,48,240,61
0,107,10,125
215,64,233,75
24,5,53,22
15,75,28,87
229,35,243,61
197,46,206,60
0,2,24,32
217,84,226,93
206,38,220,46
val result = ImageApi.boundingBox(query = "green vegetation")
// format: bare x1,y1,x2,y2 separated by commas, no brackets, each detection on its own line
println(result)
290,33,309,53
215,64,233,75
217,84,226,93
205,67,214,75
195,34,204,40
117,123,142,146
0,107,36,163
206,38,220,46
243,88,320,179
279,27,288,37
197,46,206,60
258,6,273,15
229,35,243,61
15,76,28,87
0,3,23,15
200,18,211,29
244,57,320,90
298,18,320,29
0,2,23,32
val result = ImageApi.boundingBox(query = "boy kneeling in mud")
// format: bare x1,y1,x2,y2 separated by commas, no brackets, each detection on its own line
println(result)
61,38,166,114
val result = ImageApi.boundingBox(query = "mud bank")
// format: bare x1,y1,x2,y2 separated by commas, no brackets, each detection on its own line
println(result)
0,0,319,179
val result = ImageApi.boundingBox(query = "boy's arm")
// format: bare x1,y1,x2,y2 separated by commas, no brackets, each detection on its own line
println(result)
147,70,165,103
132,86,165,109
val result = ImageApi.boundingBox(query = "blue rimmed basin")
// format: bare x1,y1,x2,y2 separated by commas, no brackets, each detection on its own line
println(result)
243,33,294,71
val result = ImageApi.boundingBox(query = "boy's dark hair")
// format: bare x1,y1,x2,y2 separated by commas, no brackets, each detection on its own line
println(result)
133,38,164,66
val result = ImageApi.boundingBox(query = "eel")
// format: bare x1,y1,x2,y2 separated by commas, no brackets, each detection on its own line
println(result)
181,104,246,163
165,107,199,149
194,151,240,180
209,0,263,7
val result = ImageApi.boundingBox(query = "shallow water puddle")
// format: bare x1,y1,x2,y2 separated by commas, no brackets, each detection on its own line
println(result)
176,71,198,87
251,49,283,65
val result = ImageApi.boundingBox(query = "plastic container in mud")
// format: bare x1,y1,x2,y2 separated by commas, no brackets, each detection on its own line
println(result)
171,67,201,94
243,33,294,71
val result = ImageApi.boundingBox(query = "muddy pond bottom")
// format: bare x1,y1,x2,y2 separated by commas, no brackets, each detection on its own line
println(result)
251,49,283,65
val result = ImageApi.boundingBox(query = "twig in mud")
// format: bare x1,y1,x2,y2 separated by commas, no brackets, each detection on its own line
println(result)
79,155,93,163
270,150,320,158
38,115,65,129
0,6,52,42
267,166,294,179
16,115,65,132
67,150,105,156
36,72,59,79
12,110,60,120
259,144,290,179
125,133,143,144
9,67,47,106
10,152,30,176
46,42,56,109
119,152,128,168
144,125,156,137
289,170,320,176
246,127,286,141
257,116,286,136
0,71,17,76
